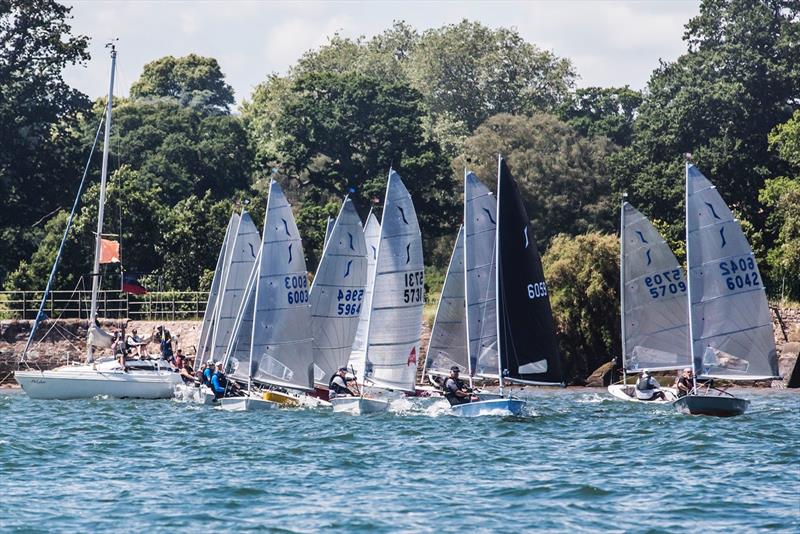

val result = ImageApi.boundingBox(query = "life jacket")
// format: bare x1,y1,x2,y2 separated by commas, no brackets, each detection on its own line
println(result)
328,374,351,396
442,377,464,399
636,376,653,391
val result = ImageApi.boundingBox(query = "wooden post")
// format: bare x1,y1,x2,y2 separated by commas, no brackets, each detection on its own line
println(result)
22,292,26,320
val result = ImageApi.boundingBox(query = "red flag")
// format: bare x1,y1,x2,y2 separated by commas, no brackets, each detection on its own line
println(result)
122,273,148,295
99,239,120,264
407,346,417,366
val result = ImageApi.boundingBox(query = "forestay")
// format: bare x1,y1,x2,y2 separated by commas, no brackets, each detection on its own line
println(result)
348,212,380,383
425,225,468,376
322,216,335,250
496,158,564,386
621,202,690,371
363,171,424,393
686,165,779,380
251,180,314,391
197,213,239,364
310,198,368,387
465,171,499,377
208,213,260,364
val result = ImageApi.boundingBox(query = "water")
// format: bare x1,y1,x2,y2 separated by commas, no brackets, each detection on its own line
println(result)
1,388,798,532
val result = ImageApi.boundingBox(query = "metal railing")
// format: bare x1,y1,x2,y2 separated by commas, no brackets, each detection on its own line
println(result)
0,290,209,321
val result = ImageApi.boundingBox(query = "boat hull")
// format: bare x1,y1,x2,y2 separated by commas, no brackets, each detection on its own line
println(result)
450,398,526,417
607,384,678,404
15,363,182,400
673,394,750,417
262,390,300,407
330,396,389,415
218,396,278,412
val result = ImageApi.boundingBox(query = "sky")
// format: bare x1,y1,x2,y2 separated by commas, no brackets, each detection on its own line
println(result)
63,0,701,105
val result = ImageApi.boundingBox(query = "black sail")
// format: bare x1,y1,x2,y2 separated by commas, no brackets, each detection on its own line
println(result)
496,157,564,385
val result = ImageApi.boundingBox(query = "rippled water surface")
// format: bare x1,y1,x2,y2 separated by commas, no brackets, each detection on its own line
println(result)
1,388,798,532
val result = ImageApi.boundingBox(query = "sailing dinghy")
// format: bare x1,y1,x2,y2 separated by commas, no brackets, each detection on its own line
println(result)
218,179,316,411
673,164,780,416
15,46,182,400
309,197,367,397
607,198,687,403
451,157,564,416
334,170,424,414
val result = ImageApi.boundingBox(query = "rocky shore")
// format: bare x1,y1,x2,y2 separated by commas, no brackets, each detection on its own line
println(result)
2,307,798,387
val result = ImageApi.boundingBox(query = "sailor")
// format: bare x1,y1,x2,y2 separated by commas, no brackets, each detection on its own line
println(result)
211,362,241,399
329,367,356,398
635,370,666,401
126,328,146,359
112,331,128,372
201,362,214,387
179,358,198,385
442,366,476,406
159,327,174,362
676,368,694,397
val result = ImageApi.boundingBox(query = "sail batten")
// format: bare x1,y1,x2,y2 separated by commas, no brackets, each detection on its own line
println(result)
362,170,424,393
249,180,314,391
464,171,498,377
425,225,468,377
685,164,779,380
495,158,564,386
621,202,690,372
208,213,260,364
310,198,368,387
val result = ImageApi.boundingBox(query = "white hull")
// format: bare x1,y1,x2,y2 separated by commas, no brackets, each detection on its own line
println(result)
218,396,278,412
451,398,526,417
15,359,182,400
607,384,678,404
330,396,389,415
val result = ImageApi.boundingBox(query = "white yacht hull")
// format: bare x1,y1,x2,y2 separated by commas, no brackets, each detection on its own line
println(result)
330,396,389,415
607,384,678,404
15,360,182,400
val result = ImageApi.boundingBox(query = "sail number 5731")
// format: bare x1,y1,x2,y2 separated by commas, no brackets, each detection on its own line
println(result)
403,271,424,303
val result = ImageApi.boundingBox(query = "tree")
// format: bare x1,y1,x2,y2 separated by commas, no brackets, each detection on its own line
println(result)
616,0,800,246
760,110,800,299
157,192,235,290
408,20,576,133
244,71,456,268
542,233,620,382
557,86,643,147
130,54,235,112
458,113,616,247
0,0,90,285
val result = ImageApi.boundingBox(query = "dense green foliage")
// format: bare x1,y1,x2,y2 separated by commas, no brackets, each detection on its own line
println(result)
2,2,798,378
0,0,90,283
543,233,620,383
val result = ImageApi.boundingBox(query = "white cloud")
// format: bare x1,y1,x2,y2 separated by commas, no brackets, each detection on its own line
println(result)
62,0,700,103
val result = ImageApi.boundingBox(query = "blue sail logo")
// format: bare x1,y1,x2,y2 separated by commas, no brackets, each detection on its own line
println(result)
719,227,727,248
344,260,352,278
635,230,648,244
398,206,409,225
483,208,496,225
282,218,291,236
405,243,411,264
288,243,293,263
705,202,721,220
348,232,354,251
645,249,652,266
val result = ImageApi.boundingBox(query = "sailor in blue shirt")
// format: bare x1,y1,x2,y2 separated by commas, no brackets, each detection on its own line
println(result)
211,362,241,399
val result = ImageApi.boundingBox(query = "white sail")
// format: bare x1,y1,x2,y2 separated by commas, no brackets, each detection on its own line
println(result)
686,165,779,380
363,171,424,393
425,225,468,376
250,180,314,391
464,171,498,377
348,211,380,382
225,254,258,382
208,213,260,364
310,198,368,387
621,202,690,371
197,212,239,364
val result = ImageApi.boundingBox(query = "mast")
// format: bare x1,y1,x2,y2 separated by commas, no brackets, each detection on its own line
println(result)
495,155,505,398
462,168,473,387
684,160,697,391
619,192,628,385
87,43,117,364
